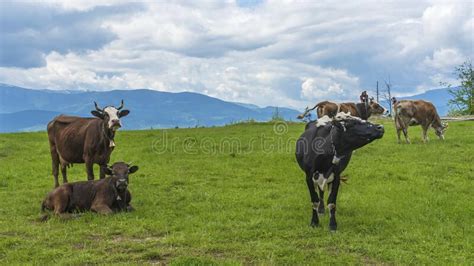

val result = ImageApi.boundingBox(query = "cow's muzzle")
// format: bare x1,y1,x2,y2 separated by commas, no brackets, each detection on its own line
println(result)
109,119,122,130
116,178,128,190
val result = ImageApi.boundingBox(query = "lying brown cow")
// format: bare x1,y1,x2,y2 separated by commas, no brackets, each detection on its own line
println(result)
393,99,448,143
298,98,386,120
41,162,139,220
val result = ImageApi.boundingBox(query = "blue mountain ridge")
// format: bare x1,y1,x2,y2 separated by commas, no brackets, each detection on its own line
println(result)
0,84,300,132
0,84,456,132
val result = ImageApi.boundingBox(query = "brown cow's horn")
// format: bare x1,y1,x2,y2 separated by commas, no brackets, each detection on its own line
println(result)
117,100,124,110
94,101,103,112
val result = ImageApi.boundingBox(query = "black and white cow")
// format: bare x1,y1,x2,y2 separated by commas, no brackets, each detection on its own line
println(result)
295,112,384,231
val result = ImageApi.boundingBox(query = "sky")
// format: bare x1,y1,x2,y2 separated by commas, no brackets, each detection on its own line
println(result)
0,0,472,109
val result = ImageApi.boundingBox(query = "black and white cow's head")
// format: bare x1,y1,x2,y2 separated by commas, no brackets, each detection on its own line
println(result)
332,112,385,151
91,100,130,131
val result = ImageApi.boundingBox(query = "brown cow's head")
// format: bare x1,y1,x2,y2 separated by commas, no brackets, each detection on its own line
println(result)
434,122,448,140
104,162,139,191
368,97,388,116
91,100,130,131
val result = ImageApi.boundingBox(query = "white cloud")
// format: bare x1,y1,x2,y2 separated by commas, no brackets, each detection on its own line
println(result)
0,0,472,109
423,48,465,71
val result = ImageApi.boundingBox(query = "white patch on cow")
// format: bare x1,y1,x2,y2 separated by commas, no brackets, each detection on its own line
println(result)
316,115,332,127
327,173,334,183
116,195,122,201
316,172,334,191
109,140,116,147
312,201,320,211
334,112,363,122
103,106,121,129
316,173,325,191
315,112,364,128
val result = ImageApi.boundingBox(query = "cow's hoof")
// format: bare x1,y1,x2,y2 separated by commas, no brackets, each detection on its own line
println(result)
318,209,325,216
329,224,337,231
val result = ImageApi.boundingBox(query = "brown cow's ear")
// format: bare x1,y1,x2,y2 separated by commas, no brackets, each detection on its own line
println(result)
104,167,113,176
118,110,130,118
91,111,104,119
128,165,139,174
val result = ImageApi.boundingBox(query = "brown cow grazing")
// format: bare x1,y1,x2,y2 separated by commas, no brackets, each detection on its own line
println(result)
392,99,448,143
47,100,130,187
41,162,139,220
298,97,387,120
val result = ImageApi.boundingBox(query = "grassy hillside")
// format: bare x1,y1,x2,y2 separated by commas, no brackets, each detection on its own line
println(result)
0,120,473,264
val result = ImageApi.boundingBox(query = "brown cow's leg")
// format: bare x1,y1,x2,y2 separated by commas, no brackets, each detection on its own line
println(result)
421,125,429,143
60,164,68,184
402,128,411,144
395,117,403,144
99,165,107,179
53,187,70,218
91,204,113,215
50,148,60,188
396,128,402,144
85,160,95,180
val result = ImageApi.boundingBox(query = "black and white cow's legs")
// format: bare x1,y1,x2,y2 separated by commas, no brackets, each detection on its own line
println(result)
327,176,341,231
317,187,325,215
305,172,320,227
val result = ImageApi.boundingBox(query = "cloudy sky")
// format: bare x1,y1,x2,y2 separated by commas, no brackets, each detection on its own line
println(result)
0,0,472,109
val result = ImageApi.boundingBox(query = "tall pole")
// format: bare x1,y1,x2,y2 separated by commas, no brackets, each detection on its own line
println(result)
376,81,379,102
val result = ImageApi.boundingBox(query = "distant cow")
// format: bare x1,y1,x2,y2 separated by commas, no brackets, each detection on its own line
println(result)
392,99,448,143
298,97,386,120
41,162,139,220
295,112,384,231
47,101,130,187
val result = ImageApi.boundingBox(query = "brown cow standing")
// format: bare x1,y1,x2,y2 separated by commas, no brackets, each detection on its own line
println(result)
298,97,387,120
392,99,448,143
47,101,129,187
41,162,138,220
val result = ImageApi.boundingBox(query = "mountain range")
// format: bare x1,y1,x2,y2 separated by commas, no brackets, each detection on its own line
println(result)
0,83,455,132
0,84,300,132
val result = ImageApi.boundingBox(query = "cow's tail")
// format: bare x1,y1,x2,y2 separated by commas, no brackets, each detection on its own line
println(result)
297,104,318,119
314,102,327,118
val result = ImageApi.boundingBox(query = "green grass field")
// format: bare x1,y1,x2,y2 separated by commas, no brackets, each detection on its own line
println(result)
0,120,473,264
